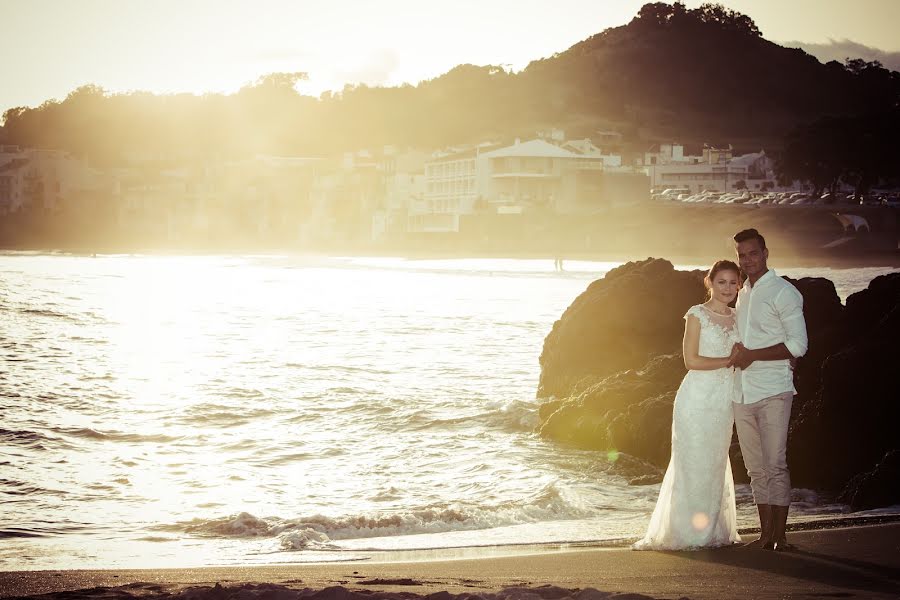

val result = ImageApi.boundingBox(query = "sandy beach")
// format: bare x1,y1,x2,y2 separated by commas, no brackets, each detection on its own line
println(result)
2,521,899,600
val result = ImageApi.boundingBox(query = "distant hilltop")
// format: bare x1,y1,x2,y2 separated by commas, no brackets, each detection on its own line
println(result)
1,3,898,160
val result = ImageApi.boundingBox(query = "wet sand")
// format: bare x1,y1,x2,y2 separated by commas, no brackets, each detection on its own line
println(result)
2,522,899,600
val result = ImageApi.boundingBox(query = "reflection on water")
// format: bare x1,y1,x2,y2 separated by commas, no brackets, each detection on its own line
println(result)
0,253,894,570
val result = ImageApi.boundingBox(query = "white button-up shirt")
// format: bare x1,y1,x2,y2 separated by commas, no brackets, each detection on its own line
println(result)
735,269,808,405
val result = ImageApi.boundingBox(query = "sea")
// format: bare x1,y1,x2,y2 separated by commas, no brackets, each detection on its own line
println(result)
1,252,897,571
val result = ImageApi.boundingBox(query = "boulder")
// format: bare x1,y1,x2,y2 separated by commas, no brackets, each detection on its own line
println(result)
783,277,845,418
839,450,900,510
789,296,900,491
539,353,685,474
537,258,705,400
538,265,900,504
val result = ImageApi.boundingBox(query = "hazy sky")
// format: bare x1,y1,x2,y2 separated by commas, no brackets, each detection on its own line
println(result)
2,0,898,112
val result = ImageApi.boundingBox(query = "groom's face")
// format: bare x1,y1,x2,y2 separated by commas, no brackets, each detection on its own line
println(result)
736,238,768,280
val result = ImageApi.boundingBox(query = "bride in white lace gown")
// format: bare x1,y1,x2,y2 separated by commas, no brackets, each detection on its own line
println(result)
634,260,743,550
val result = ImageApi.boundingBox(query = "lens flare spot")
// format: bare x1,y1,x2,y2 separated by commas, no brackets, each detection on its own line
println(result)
692,512,710,530
606,450,619,462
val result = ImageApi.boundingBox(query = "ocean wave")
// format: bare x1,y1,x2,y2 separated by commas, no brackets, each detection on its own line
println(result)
178,403,280,422
0,527,46,539
408,399,540,434
157,482,594,549
290,364,394,375
18,307,78,321
0,427,51,450
0,478,69,497
48,426,180,444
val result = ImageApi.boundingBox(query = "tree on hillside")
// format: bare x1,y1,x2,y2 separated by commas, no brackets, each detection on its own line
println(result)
776,110,900,197
1,3,897,159
632,2,760,37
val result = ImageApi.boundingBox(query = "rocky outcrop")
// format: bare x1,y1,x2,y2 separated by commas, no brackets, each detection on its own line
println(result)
782,277,845,418
789,274,900,498
538,262,900,508
539,353,684,463
537,258,705,400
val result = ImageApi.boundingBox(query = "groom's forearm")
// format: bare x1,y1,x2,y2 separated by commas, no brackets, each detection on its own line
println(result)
746,343,795,362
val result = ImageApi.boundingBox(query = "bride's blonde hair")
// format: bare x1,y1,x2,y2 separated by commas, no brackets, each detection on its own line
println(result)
704,260,741,298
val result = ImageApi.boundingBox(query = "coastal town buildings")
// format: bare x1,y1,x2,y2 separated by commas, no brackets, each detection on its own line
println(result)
0,145,93,215
416,146,481,234
0,132,653,247
0,132,647,245
644,143,779,193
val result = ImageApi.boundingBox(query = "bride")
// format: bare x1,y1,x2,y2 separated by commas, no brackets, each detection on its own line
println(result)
634,260,742,550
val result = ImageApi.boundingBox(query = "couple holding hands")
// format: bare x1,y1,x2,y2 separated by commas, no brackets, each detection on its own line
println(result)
635,228,808,552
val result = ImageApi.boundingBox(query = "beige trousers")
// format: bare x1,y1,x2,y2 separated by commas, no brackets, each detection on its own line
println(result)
733,392,793,506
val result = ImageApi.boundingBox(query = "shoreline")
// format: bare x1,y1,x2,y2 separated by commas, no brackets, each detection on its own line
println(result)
3,246,899,270
3,520,899,600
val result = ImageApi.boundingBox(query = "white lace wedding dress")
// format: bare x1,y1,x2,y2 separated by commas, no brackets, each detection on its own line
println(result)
634,305,741,550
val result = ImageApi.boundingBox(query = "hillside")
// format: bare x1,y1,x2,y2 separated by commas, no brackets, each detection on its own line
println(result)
1,3,898,160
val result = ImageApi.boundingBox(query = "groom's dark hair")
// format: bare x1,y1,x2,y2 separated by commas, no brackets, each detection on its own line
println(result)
733,228,766,249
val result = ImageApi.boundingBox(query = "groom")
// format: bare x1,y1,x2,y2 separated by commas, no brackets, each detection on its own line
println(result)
730,229,808,551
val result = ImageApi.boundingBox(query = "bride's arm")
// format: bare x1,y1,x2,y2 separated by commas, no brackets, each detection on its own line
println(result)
682,315,734,371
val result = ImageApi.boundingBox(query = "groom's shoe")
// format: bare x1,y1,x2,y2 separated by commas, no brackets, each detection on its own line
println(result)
773,539,796,552
770,505,791,551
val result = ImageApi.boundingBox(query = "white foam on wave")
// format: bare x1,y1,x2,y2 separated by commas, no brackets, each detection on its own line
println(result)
278,527,335,550
165,482,595,550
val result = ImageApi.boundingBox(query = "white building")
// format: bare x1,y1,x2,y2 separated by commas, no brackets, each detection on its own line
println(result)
561,138,623,168
0,146,29,215
477,138,614,214
646,144,779,193
374,148,428,238
0,146,90,215
415,146,483,233
410,137,645,232
639,142,695,167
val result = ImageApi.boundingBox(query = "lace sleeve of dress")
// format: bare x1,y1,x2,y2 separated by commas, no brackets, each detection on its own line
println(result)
683,305,706,324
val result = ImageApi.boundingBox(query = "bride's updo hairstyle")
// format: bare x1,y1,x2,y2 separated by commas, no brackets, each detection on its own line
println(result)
704,260,741,298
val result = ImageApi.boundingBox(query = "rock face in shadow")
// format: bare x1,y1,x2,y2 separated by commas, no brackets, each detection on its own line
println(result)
538,262,900,508
537,258,705,400
789,274,900,507
840,450,900,510
783,277,846,418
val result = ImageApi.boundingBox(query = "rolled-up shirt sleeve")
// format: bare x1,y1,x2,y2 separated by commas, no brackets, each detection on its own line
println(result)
775,286,808,358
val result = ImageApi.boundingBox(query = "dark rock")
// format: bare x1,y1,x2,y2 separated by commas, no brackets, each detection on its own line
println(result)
790,301,900,491
309,587,369,600
538,264,900,505
605,391,676,469
784,277,845,419
358,579,420,586
574,590,614,600
840,450,900,510
539,354,684,456
537,258,705,400
497,586,573,600
844,272,900,340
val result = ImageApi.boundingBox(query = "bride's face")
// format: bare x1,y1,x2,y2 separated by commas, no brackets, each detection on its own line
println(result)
710,269,740,305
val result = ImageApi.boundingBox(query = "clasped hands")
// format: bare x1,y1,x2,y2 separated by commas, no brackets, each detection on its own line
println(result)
727,343,753,369
727,344,798,370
